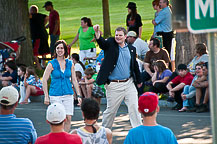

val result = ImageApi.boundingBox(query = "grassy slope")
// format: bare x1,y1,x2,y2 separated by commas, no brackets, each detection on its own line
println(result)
29,0,154,52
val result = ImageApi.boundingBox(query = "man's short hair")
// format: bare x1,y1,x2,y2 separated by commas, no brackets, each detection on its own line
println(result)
150,38,160,48
30,5,38,13
81,98,100,120
203,62,208,69
177,64,187,70
115,27,127,35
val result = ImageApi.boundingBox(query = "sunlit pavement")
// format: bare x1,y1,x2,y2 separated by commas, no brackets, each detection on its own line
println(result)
15,102,212,144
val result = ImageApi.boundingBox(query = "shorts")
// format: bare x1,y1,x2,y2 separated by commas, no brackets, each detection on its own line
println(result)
33,39,40,56
31,86,44,96
49,95,74,115
79,48,96,64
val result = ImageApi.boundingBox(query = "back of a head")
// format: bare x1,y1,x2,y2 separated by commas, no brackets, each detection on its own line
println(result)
46,103,66,125
0,86,19,109
196,43,208,56
30,5,38,14
138,92,159,117
81,98,100,120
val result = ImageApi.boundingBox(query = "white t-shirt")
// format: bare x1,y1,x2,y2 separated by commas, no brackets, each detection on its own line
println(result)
133,38,149,58
74,63,84,76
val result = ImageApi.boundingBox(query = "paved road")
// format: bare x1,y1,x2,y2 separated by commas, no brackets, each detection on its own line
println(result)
15,102,212,144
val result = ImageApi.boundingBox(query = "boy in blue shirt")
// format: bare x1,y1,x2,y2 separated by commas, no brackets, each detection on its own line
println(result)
124,92,178,144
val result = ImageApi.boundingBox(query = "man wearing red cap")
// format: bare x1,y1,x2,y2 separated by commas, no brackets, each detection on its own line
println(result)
124,92,178,144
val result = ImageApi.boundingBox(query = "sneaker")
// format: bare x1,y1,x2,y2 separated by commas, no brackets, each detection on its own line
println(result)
196,104,208,113
172,104,182,110
186,104,200,112
167,96,175,102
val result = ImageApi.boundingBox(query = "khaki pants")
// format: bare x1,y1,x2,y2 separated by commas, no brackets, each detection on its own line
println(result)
102,78,142,129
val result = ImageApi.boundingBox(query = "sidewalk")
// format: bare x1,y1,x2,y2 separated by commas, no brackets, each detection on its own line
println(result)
101,98,177,108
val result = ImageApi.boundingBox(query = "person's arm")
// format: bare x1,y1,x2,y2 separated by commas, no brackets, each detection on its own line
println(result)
138,26,142,38
44,16,49,25
53,18,60,35
93,25,108,50
105,128,113,144
0,76,12,81
24,74,28,87
144,63,153,77
152,72,157,83
69,33,79,47
171,83,185,92
42,63,53,105
154,76,170,84
71,63,82,105
166,81,173,91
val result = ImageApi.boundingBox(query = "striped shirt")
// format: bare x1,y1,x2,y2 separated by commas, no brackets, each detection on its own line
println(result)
0,114,37,144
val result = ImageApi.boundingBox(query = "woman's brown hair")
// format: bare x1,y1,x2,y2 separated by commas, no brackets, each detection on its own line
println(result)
196,43,208,56
54,40,68,58
153,60,168,73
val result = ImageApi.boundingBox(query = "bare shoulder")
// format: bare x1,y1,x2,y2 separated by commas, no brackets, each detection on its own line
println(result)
105,127,112,136
70,129,77,134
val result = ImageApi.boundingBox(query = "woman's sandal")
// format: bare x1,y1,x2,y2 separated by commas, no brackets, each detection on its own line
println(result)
178,107,187,112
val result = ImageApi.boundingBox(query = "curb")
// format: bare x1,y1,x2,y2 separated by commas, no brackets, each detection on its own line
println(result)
101,98,177,108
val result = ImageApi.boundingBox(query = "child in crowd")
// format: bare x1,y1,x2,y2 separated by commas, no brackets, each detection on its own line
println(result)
79,68,104,104
20,66,44,104
0,60,17,89
71,98,112,144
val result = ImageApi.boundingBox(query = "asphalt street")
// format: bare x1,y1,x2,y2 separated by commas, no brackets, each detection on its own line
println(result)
14,102,212,144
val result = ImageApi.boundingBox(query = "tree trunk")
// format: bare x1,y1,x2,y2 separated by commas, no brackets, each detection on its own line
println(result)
0,0,33,66
175,32,207,67
102,0,111,38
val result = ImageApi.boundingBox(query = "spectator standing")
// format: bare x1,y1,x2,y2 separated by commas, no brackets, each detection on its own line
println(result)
166,64,194,110
126,31,149,60
126,2,143,38
152,0,173,56
124,92,178,144
29,5,49,69
71,98,112,144
0,86,37,143
42,40,82,132
43,1,60,56
94,25,142,129
35,103,82,144
151,0,161,38
69,17,96,64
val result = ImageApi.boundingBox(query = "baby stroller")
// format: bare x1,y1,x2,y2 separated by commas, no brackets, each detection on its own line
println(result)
0,36,26,71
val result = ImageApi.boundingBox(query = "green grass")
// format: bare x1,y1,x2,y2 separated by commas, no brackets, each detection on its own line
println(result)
29,0,154,49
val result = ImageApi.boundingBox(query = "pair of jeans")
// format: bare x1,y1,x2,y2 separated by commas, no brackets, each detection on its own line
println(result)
50,35,59,56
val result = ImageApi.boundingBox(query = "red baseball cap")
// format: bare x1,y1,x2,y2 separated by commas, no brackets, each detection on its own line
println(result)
138,92,159,114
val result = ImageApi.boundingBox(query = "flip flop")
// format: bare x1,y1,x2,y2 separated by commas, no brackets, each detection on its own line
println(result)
178,108,187,112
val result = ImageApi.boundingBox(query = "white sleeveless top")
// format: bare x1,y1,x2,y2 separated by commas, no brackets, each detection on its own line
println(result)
77,126,109,144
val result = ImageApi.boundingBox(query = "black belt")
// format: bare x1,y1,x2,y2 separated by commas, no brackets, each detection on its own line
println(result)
111,78,129,83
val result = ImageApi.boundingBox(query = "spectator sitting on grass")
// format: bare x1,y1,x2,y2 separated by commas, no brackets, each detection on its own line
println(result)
124,92,178,144
179,62,204,112
166,64,193,110
71,98,112,144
